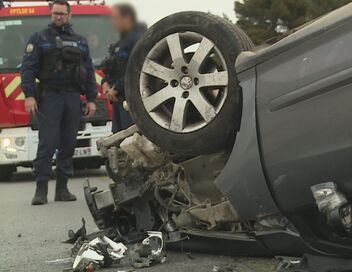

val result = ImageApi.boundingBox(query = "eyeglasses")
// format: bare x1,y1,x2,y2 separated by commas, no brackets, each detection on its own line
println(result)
52,12,69,17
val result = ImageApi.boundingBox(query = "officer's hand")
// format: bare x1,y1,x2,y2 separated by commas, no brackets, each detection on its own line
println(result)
106,88,118,103
102,82,110,94
25,97,38,116
84,102,96,118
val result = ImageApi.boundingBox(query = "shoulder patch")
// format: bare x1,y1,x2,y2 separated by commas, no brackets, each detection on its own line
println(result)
26,43,34,53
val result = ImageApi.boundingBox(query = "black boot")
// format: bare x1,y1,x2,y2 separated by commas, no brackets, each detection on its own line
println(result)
55,176,77,202
32,181,48,205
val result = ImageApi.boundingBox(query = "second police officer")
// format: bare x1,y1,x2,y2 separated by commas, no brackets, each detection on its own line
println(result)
20,0,97,205
101,3,146,133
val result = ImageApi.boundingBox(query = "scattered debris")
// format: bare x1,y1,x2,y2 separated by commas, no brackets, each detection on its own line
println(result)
72,236,127,271
73,244,104,271
276,256,301,271
64,229,166,271
17,233,22,238
141,231,164,257
130,231,166,268
213,265,238,272
45,258,74,265
65,218,87,244
85,263,95,272
186,252,194,260
71,237,85,258
276,254,352,272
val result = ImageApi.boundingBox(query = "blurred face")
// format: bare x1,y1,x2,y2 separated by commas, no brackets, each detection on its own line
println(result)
111,7,132,33
51,4,71,27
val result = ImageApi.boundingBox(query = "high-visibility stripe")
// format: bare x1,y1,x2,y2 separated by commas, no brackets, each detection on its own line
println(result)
15,92,25,100
95,73,103,97
95,73,103,85
6,74,104,101
5,77,21,98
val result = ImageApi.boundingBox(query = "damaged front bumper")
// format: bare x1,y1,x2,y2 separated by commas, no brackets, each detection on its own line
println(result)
83,126,319,258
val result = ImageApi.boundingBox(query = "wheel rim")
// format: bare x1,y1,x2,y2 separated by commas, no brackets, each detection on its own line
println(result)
140,31,229,133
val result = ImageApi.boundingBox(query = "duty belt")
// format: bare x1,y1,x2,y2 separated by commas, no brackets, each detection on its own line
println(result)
41,82,80,93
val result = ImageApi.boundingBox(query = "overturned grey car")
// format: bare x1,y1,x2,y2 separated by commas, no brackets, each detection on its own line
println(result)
85,3,352,261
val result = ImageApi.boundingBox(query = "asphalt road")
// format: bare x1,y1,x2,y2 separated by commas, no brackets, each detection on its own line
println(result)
0,168,277,272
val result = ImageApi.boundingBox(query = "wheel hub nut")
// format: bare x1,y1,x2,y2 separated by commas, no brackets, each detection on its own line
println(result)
180,76,193,90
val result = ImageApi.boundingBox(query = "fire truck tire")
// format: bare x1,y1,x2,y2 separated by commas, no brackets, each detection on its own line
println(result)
126,12,254,156
0,165,15,182
86,159,104,170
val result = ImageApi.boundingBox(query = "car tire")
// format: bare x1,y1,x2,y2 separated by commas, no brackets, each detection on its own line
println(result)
73,162,85,170
126,12,254,155
0,165,14,182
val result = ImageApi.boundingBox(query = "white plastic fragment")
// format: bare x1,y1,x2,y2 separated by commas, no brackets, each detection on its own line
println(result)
103,236,127,259
81,249,104,262
45,257,73,265
103,236,127,253
71,236,128,271
89,237,103,246
73,244,104,270
142,231,164,256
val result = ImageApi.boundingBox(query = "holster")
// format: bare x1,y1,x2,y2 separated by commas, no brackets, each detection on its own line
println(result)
74,62,87,93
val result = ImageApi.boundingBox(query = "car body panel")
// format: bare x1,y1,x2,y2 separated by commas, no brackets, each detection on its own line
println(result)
254,11,352,212
215,68,279,220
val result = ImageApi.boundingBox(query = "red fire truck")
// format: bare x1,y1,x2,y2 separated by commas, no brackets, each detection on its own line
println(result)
0,1,114,181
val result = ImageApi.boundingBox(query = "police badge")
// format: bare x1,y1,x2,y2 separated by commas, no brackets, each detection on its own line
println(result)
26,43,34,53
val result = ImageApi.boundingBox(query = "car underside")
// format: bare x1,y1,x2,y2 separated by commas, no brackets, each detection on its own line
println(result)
84,3,352,265
86,126,307,257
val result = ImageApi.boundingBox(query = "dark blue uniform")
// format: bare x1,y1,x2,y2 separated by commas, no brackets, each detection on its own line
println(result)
21,23,97,183
101,24,146,133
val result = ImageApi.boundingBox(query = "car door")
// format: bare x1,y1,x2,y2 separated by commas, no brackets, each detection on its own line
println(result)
256,10,352,212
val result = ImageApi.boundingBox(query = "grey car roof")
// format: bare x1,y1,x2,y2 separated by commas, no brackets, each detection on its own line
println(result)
236,3,352,73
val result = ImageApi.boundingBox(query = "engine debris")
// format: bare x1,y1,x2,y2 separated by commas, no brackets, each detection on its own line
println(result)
64,230,165,271
86,127,244,254
71,236,127,271
65,218,87,244
311,182,352,234
130,231,166,268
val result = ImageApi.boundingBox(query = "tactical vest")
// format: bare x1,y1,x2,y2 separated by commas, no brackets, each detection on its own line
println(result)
39,29,87,91
101,42,129,80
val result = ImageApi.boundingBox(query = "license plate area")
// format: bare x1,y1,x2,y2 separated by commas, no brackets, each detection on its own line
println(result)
74,147,92,158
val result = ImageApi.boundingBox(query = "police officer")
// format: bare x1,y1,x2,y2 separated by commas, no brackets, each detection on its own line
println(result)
102,4,146,133
21,0,97,205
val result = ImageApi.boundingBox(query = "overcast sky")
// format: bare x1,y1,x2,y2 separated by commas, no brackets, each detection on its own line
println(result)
106,0,236,26
15,1,237,26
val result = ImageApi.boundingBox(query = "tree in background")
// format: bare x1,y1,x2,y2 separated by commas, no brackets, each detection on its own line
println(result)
235,0,352,45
